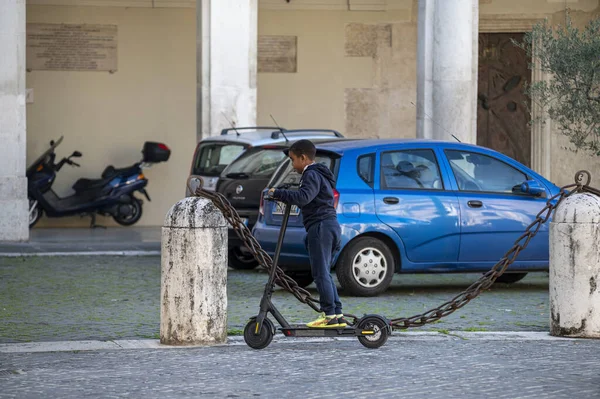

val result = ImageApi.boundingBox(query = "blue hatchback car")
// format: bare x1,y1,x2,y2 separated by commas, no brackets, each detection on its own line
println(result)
252,139,560,297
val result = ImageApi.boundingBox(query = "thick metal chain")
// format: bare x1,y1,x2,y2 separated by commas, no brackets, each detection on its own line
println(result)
190,185,322,312
190,170,599,329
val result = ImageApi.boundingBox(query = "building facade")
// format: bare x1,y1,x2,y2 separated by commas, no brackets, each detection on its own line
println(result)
1,0,599,240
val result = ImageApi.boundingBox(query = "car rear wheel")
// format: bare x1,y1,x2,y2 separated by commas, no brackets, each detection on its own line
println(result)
228,247,259,270
493,272,528,284
336,237,395,297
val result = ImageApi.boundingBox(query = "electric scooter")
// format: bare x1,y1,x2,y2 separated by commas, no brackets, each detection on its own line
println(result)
243,193,391,350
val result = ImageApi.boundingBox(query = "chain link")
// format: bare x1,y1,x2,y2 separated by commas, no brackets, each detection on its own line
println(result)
189,170,599,329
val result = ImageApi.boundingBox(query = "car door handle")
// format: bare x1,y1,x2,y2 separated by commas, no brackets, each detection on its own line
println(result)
467,200,483,208
383,197,399,205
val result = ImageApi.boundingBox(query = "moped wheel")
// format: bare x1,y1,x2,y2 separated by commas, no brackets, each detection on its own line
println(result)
243,317,274,350
113,197,142,226
357,316,389,349
29,197,42,228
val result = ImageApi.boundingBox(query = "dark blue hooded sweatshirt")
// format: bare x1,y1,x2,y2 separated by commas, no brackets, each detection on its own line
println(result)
274,163,337,231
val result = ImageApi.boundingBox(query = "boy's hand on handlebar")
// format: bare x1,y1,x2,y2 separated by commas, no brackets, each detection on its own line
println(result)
267,188,276,199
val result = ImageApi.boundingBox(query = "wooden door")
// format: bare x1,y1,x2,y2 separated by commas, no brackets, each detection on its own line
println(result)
478,33,531,167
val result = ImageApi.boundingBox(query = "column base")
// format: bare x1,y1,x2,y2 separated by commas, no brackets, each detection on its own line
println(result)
0,176,29,242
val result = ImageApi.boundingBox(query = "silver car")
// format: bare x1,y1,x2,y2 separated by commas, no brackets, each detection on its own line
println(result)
185,127,344,196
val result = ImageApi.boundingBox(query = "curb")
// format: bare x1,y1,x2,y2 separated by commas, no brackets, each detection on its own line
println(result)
0,332,578,353
0,251,161,257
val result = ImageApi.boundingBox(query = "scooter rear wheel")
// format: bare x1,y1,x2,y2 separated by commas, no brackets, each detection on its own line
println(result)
243,317,274,350
357,316,389,349
113,197,143,226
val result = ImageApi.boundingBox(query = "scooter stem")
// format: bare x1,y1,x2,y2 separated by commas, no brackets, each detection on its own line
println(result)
267,201,292,289
256,199,292,331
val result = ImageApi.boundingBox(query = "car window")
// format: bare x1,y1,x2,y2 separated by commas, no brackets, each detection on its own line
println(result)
222,148,287,178
192,143,246,177
270,154,336,188
380,149,443,190
445,150,527,193
357,154,375,187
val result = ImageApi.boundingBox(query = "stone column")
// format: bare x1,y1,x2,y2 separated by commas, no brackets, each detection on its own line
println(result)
161,197,228,346
416,0,477,144
550,193,600,338
471,0,479,139
197,0,258,141
0,0,28,242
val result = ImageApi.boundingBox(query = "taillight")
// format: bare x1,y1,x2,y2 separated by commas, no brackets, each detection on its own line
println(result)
333,189,340,209
158,143,170,151
259,192,265,217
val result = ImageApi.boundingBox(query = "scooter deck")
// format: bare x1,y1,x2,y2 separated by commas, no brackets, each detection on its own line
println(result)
279,325,375,338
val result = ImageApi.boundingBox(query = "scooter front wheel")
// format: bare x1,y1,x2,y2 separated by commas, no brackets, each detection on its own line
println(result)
243,317,274,350
29,197,42,228
357,316,389,349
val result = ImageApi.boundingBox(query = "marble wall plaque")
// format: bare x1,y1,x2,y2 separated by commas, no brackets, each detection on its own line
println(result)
27,23,118,72
258,35,297,73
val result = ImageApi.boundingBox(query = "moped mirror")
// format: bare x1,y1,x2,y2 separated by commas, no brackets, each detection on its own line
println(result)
71,151,82,158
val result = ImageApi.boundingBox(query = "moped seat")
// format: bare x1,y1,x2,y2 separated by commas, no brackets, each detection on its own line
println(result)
101,165,139,179
72,177,113,193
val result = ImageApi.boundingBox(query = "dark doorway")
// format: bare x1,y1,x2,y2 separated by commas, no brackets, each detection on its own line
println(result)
477,32,531,167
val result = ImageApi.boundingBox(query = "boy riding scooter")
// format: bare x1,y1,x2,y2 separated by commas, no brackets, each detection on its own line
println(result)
268,139,348,328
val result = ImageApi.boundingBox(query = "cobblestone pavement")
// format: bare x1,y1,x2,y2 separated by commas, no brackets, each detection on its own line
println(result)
0,256,550,343
1,336,599,398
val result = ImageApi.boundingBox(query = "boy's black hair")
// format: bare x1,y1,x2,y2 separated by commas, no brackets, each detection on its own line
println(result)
286,139,316,160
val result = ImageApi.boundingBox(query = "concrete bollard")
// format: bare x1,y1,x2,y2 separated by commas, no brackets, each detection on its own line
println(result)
550,193,600,338
160,197,228,345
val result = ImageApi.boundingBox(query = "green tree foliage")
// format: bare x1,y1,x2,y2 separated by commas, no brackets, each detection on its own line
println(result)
514,15,600,155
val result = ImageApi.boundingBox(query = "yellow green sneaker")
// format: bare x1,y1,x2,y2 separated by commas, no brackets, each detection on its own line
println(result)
336,314,348,328
306,313,340,328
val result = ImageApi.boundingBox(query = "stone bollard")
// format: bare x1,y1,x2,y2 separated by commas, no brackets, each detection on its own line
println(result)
160,197,228,345
550,193,600,338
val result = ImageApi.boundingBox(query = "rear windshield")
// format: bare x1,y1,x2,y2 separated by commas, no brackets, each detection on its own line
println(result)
269,153,337,188
192,142,247,177
221,147,288,178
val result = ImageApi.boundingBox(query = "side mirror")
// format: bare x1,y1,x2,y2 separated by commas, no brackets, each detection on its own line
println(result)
516,180,545,197
71,151,82,158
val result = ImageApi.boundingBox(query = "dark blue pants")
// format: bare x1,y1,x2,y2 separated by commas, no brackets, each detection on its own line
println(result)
305,218,342,315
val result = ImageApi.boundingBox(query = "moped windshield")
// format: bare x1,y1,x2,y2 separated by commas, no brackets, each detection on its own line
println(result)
26,135,64,173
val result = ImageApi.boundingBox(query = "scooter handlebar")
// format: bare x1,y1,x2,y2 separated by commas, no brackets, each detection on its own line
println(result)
263,183,299,202
277,183,299,190
65,158,80,167
262,190,278,202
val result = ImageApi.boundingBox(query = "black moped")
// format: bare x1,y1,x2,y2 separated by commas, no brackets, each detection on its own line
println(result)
27,136,170,228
